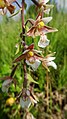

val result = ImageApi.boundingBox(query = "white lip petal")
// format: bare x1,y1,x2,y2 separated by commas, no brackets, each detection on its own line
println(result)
20,98,31,108
47,57,56,61
2,79,12,93
26,59,41,71
42,17,52,24
38,34,50,48
47,61,57,69
38,38,50,48
20,98,25,108
2,85,9,93
25,98,31,108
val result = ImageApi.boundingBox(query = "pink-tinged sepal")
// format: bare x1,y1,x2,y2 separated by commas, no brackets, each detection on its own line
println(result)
26,59,41,71
27,27,36,37
39,25,58,34
13,53,27,63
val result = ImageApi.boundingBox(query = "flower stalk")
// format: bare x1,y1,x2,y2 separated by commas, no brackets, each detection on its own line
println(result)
22,0,27,88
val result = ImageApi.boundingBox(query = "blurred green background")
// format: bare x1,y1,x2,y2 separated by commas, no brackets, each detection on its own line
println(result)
0,3,67,119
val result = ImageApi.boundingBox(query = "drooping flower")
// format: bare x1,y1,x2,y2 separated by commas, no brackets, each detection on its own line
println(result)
42,53,57,71
20,89,38,109
38,34,50,48
0,64,18,92
26,59,41,71
1,76,13,93
27,15,58,37
20,97,31,108
14,44,57,71
13,43,42,71
0,0,15,14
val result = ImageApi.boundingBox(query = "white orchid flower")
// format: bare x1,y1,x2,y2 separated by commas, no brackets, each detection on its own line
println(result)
26,59,41,71
38,34,50,48
20,97,31,108
2,79,12,93
42,54,57,70
46,56,57,69
47,60,57,69
14,44,41,71
20,89,38,109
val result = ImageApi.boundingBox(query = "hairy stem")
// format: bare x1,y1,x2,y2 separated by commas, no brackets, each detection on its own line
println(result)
22,0,27,88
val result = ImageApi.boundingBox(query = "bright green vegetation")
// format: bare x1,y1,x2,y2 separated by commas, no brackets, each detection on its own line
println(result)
0,5,67,119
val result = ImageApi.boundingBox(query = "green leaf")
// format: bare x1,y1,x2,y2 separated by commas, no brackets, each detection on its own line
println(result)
27,73,39,84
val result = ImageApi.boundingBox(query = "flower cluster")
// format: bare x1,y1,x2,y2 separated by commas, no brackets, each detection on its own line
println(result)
0,0,58,114
14,0,58,72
